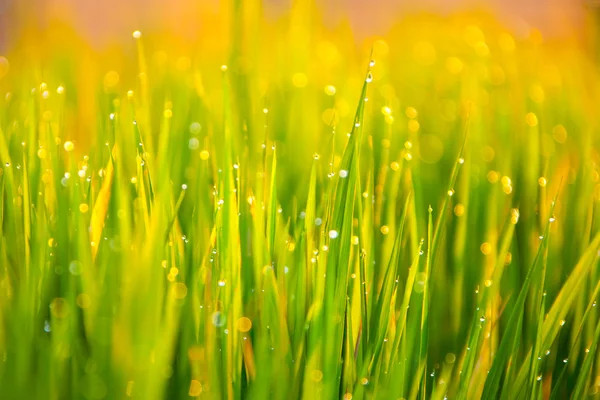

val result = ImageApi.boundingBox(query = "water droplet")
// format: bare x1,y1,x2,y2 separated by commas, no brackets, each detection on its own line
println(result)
218,280,226,287
313,153,320,160
366,72,373,83
69,260,82,276
221,65,228,72
448,189,455,196
132,30,142,39
369,60,375,67
188,138,200,150
339,169,348,178
182,184,188,190
64,141,74,152
458,157,465,164
211,311,226,327
329,230,339,239
511,209,520,224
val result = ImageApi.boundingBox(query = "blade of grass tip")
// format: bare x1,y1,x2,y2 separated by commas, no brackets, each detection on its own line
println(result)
90,147,115,262
304,161,317,299
355,169,371,364
132,31,152,150
370,193,411,366
21,151,30,281
353,193,411,399
456,208,519,399
541,231,600,352
525,216,552,400
163,186,188,243
478,208,519,316
212,63,245,400
481,189,559,399
292,162,316,386
267,147,277,257
135,154,151,233
131,111,155,203
511,203,600,394
408,206,433,400
429,106,469,278
324,161,357,397
460,207,520,397
321,59,372,398
387,238,424,374
293,163,325,393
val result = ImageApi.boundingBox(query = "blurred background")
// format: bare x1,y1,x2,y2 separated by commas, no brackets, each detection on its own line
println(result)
0,0,594,52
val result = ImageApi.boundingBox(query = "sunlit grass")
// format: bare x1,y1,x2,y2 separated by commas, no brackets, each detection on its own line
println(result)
0,8,599,400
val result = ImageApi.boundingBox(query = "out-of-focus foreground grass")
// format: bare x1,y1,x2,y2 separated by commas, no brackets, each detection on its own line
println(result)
1,4,600,399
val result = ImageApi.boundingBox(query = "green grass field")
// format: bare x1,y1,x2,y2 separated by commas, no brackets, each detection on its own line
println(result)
0,9,600,400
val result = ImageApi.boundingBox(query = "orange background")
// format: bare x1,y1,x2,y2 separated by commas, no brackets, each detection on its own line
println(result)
0,0,588,52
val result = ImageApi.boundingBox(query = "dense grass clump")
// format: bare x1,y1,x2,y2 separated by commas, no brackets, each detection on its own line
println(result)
0,10,600,400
